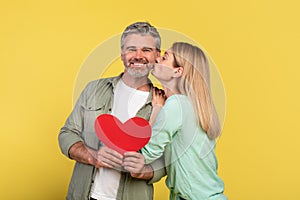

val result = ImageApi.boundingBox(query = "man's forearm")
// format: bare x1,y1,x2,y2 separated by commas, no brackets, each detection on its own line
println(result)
68,141,97,166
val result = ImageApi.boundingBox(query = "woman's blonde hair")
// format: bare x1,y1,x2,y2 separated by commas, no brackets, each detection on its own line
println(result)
171,42,221,139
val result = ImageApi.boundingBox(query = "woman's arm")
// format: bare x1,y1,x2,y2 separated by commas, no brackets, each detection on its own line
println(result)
122,88,167,180
142,96,182,164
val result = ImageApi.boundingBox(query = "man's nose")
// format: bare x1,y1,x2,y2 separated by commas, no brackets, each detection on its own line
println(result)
135,49,144,58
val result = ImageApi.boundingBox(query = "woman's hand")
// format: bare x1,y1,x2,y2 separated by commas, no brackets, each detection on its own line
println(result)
149,87,166,125
152,87,166,107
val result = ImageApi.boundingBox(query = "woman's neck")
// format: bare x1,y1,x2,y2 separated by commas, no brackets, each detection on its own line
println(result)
159,78,180,97
162,85,180,98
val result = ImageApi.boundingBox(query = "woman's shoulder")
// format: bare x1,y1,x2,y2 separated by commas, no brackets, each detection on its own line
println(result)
166,94,189,103
165,95,191,110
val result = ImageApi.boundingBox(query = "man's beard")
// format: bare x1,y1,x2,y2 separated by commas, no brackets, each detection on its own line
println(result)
125,59,153,78
126,64,152,77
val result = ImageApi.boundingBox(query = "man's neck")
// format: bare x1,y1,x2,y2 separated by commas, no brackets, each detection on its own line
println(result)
121,73,150,92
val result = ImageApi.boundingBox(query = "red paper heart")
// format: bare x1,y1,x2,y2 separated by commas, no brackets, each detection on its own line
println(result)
94,114,152,154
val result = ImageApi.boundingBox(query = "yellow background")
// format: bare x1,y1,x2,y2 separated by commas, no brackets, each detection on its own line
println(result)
1,0,300,199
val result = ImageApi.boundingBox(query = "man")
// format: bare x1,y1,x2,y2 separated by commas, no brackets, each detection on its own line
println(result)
58,22,165,200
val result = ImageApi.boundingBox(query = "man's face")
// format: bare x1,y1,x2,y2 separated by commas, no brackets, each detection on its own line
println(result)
121,34,160,78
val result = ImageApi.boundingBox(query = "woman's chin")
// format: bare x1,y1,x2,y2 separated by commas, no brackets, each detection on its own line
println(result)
151,70,158,78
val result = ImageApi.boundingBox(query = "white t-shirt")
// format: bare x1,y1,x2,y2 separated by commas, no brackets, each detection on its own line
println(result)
90,79,149,200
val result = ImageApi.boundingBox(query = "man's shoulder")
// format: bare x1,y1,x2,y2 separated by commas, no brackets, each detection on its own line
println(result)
89,76,117,84
85,75,120,90
78,75,120,107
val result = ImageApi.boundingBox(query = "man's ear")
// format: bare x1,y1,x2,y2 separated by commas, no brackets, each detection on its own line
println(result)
173,67,184,78
121,54,128,65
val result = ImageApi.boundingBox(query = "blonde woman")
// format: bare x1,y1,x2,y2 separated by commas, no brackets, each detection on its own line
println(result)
124,42,227,200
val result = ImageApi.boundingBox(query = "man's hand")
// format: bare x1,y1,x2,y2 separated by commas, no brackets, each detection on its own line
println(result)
68,142,123,169
94,146,123,168
123,151,145,173
123,152,154,180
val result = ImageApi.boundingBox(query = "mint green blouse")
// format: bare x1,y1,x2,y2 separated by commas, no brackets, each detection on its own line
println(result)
142,95,227,200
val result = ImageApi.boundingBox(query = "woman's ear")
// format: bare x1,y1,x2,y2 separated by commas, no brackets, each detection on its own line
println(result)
173,67,184,78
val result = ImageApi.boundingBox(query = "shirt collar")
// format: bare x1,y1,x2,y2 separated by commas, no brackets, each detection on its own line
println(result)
109,73,154,105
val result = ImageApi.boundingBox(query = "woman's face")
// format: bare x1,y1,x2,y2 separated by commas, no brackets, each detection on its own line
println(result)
151,49,178,81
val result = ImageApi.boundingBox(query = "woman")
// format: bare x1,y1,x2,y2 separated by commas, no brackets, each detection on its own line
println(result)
125,42,227,200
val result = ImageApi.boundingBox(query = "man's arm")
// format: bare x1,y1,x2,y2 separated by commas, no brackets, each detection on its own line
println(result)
58,81,123,168
68,141,97,165
58,86,87,158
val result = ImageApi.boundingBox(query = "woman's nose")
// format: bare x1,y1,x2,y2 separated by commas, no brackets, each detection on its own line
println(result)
156,57,161,63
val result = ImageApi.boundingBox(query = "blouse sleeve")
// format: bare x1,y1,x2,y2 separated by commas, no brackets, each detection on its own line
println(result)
141,96,183,164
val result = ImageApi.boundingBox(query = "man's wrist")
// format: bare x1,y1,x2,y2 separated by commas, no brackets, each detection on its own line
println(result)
141,164,154,180
69,141,97,166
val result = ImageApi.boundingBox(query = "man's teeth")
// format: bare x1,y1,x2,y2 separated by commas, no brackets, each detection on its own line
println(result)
131,63,145,66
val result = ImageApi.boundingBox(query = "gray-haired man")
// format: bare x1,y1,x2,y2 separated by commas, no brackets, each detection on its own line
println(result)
59,22,165,200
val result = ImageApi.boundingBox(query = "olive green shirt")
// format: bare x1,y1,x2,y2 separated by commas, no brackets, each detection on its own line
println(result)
59,74,165,200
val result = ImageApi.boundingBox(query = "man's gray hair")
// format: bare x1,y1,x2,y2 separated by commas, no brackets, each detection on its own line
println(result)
121,22,161,51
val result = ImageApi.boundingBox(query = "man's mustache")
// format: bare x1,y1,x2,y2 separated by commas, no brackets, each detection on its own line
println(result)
129,58,149,64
